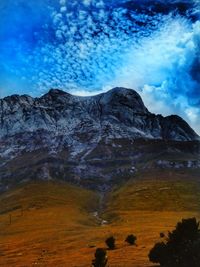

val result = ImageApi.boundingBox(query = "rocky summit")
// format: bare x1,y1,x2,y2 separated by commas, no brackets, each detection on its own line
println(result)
0,87,199,191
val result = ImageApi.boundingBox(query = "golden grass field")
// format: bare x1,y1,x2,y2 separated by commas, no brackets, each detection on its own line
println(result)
0,169,200,266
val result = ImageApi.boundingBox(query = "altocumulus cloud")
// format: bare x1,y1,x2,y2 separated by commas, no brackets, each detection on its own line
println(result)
0,0,200,134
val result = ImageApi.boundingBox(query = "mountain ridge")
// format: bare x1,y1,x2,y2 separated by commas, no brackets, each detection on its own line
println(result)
0,87,199,191
0,87,199,140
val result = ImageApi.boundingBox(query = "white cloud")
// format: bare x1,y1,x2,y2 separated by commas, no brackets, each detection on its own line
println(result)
60,0,66,6
60,6,67,13
83,0,91,7
3,0,199,134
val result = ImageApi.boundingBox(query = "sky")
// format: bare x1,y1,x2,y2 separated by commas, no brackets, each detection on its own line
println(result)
0,0,200,134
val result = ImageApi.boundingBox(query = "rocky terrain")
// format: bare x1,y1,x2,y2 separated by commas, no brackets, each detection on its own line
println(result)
0,87,199,191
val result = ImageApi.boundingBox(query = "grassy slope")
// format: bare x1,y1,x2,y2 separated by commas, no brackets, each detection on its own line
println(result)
0,181,99,267
0,170,200,266
101,169,200,266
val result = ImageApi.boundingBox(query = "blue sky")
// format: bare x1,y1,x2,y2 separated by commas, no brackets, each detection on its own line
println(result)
0,0,200,134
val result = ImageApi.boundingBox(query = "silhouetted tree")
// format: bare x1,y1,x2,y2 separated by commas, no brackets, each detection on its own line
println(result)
149,217,200,267
92,248,108,267
105,236,115,250
125,234,137,245
149,242,169,266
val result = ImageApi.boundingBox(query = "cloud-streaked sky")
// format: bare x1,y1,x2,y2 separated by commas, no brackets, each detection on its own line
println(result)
0,0,200,134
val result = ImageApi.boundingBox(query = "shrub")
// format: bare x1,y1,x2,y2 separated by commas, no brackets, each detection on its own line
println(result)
149,217,200,267
125,234,137,245
105,236,115,250
160,232,165,238
92,248,108,267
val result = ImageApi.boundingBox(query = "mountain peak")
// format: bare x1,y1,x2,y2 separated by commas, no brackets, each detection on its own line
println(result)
0,87,198,141
99,87,149,114
107,87,139,94
42,88,70,98
48,88,68,95
0,87,199,191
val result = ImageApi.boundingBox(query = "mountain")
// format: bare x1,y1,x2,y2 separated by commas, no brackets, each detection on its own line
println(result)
0,87,199,191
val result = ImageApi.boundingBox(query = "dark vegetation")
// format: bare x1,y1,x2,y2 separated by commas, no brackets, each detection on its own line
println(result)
91,218,200,266
149,217,200,267
160,232,165,238
125,234,137,245
92,233,137,265
105,236,116,250
92,248,108,267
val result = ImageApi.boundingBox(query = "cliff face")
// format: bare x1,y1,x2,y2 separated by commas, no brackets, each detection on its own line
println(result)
0,87,198,140
0,87,199,190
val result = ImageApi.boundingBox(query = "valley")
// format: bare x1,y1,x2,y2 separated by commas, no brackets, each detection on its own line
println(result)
0,169,200,266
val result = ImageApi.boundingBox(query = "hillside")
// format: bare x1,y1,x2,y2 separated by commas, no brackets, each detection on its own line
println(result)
0,170,200,266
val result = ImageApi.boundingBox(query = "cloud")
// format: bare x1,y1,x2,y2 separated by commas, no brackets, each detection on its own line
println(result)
139,84,200,135
0,0,200,134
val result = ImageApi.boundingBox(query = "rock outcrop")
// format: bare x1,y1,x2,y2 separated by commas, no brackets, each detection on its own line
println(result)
0,87,199,190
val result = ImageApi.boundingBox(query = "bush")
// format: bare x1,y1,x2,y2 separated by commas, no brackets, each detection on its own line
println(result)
125,234,137,245
105,236,115,250
160,232,165,238
92,248,108,267
149,217,200,267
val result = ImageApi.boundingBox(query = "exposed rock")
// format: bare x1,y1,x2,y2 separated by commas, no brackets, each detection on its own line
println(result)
0,87,199,191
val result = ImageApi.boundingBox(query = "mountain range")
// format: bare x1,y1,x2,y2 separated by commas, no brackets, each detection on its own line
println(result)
0,87,199,191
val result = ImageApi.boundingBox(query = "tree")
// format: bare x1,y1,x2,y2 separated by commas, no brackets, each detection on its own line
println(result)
149,217,200,267
149,242,169,266
92,248,108,267
125,234,137,245
105,236,116,250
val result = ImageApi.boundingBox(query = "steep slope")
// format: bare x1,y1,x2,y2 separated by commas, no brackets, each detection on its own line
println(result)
0,87,198,141
0,87,199,190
